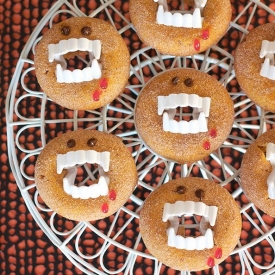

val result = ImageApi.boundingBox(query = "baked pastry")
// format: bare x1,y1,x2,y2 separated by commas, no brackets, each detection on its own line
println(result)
240,128,275,217
234,23,275,113
139,177,241,271
129,0,232,56
34,17,130,110
134,68,234,164
34,130,137,221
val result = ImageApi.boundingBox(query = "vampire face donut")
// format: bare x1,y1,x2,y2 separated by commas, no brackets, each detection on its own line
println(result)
34,130,138,221
34,17,130,110
134,68,234,164
234,23,275,113
129,0,232,56
240,128,275,217
139,177,241,271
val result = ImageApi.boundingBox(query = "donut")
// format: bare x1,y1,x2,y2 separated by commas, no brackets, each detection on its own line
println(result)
34,17,130,110
34,130,137,221
139,177,241,271
129,0,232,56
134,68,234,164
240,128,275,217
234,23,275,113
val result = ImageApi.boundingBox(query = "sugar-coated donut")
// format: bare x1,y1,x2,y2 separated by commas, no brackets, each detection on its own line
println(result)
35,130,137,221
240,128,275,217
139,177,241,271
34,17,130,110
129,0,232,56
234,23,275,113
134,68,234,164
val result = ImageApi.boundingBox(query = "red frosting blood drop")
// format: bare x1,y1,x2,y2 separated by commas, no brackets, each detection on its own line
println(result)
209,129,217,138
202,29,209,40
109,190,117,201
194,39,200,51
100,78,108,89
92,90,101,101
203,141,210,150
214,248,222,259
207,257,215,268
101,203,109,213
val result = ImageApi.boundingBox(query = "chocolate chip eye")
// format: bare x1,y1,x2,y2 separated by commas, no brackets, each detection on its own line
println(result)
87,138,97,147
67,139,76,148
172,76,179,85
175,185,186,194
184,78,193,87
61,26,70,35
195,189,204,201
81,26,92,35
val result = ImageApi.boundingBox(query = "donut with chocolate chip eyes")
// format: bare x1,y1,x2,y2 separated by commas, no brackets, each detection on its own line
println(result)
34,17,130,110
34,130,137,221
134,68,234,164
129,0,232,56
139,177,241,271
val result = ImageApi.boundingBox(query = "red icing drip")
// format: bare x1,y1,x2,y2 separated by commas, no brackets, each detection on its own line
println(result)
209,129,217,138
109,190,117,200
202,29,209,40
203,141,210,150
207,257,215,268
214,248,222,259
101,203,109,213
100,78,108,89
92,90,101,101
194,39,200,51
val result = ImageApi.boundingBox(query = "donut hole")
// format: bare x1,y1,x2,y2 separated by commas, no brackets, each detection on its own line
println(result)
65,52,93,71
74,163,100,186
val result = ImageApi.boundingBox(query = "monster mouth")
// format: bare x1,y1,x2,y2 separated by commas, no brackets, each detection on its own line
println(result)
57,150,110,199
154,0,207,28
162,201,218,250
158,93,211,134
48,38,102,83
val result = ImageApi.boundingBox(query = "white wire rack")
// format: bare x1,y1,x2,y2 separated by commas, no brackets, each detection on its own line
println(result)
5,0,275,274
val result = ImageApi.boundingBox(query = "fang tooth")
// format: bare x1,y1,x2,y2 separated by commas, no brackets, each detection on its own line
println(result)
157,5,165,25
79,186,90,199
56,64,64,83
73,69,84,83
71,185,80,199
163,112,170,132
167,227,176,247
164,11,173,26
268,182,275,199
182,14,193,28
198,112,208,132
68,38,78,52
57,154,65,174
194,201,206,216
158,96,165,115
193,8,202,28
266,143,275,160
100,151,110,172
92,40,101,59
202,97,211,117
63,180,71,195
63,166,77,190
162,203,171,222
172,13,183,27
48,44,56,62
260,58,270,78
91,59,102,79
98,176,109,196
205,228,214,248
184,201,195,216
208,206,218,226
78,37,89,51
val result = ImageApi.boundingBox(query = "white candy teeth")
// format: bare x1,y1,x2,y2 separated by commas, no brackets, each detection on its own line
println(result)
205,228,214,248
91,59,102,79
98,176,109,196
194,0,208,8
266,143,275,199
157,5,165,24
71,185,80,198
192,8,202,28
259,40,275,80
162,202,171,222
79,186,90,199
208,206,218,226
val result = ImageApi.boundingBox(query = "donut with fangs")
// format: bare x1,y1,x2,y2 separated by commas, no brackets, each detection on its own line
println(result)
34,130,137,221
139,177,241,271
134,68,234,164
34,17,130,110
129,0,232,56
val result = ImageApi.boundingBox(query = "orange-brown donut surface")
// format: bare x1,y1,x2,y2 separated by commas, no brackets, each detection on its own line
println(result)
134,68,234,164
129,0,232,56
34,130,137,221
139,177,241,271
34,17,130,110
234,23,275,113
240,128,275,217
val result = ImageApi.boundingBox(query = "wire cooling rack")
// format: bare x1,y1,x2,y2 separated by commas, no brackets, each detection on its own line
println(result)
5,0,275,274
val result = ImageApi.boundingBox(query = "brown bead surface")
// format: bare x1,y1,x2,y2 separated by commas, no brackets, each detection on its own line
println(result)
67,139,76,148
175,185,186,194
81,26,92,35
184,78,193,87
172,76,179,85
195,189,205,201
61,26,70,35
87,138,97,147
